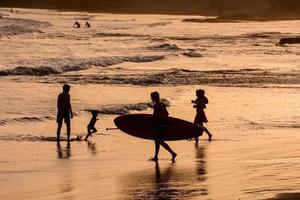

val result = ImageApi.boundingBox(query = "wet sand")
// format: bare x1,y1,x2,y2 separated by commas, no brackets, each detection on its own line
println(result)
1,83,299,200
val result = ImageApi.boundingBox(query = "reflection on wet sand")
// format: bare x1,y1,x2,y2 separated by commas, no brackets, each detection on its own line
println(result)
121,147,208,199
57,142,71,159
195,145,207,183
87,141,97,155
56,142,74,200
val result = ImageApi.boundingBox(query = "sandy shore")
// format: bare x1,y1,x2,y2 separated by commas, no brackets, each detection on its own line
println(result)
0,82,299,200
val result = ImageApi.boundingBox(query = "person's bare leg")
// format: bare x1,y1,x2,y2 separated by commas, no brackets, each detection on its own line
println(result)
91,127,97,134
85,127,90,141
198,124,212,142
195,137,199,146
152,140,160,161
56,121,63,142
66,121,71,142
160,141,177,161
202,126,212,141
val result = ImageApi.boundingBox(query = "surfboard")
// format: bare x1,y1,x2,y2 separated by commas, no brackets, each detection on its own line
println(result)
114,114,203,141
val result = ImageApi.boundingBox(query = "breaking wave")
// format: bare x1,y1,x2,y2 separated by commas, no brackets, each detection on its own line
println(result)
37,68,300,87
0,116,54,126
0,25,43,36
0,66,60,76
147,43,182,51
0,55,165,76
182,50,203,57
95,32,146,38
86,99,170,115
0,17,51,37
234,117,300,130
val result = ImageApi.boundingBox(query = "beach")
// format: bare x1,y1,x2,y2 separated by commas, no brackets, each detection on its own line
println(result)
0,8,300,200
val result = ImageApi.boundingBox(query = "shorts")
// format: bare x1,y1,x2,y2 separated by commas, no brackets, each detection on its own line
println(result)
56,108,70,123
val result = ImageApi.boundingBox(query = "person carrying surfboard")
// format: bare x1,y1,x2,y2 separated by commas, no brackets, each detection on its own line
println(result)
56,84,73,143
192,89,212,143
151,91,177,162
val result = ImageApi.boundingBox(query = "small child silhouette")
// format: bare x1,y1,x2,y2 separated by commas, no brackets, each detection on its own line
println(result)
192,89,212,143
85,111,99,141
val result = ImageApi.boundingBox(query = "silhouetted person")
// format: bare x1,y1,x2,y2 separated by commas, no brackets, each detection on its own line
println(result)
192,89,212,143
56,84,73,142
151,92,177,162
73,21,81,28
85,110,98,141
11,8,13,13
84,21,91,28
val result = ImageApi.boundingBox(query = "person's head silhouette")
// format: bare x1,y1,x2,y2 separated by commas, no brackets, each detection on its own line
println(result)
63,84,70,93
151,91,160,103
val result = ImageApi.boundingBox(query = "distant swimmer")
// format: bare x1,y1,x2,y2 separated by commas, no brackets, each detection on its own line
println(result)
11,8,13,13
192,89,212,143
150,91,177,162
56,84,73,143
85,111,99,141
84,21,91,28
73,21,81,28
276,37,300,46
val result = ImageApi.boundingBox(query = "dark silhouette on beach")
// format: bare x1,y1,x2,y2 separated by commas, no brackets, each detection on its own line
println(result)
85,110,98,141
73,21,81,28
195,145,207,182
122,160,208,199
84,21,91,28
192,89,212,144
87,141,97,155
56,84,73,142
57,142,71,159
150,91,177,162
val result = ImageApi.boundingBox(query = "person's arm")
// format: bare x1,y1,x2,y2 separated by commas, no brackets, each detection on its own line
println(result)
163,103,169,117
204,96,208,104
193,99,199,108
57,94,61,109
68,95,73,118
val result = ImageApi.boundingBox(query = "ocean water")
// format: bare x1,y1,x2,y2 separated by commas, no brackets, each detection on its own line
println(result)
0,8,300,200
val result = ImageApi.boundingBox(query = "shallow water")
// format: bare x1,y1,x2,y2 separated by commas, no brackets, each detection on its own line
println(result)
0,8,300,200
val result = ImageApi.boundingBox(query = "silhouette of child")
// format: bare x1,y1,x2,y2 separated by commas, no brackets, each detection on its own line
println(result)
192,89,212,143
85,111,98,141
151,91,177,162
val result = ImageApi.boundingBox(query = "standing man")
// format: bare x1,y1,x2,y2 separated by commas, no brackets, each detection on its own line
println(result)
56,84,73,142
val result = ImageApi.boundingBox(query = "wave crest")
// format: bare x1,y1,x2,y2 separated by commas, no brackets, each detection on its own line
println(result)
0,55,165,76
147,43,182,51
86,99,170,115
0,116,54,126
36,68,300,87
